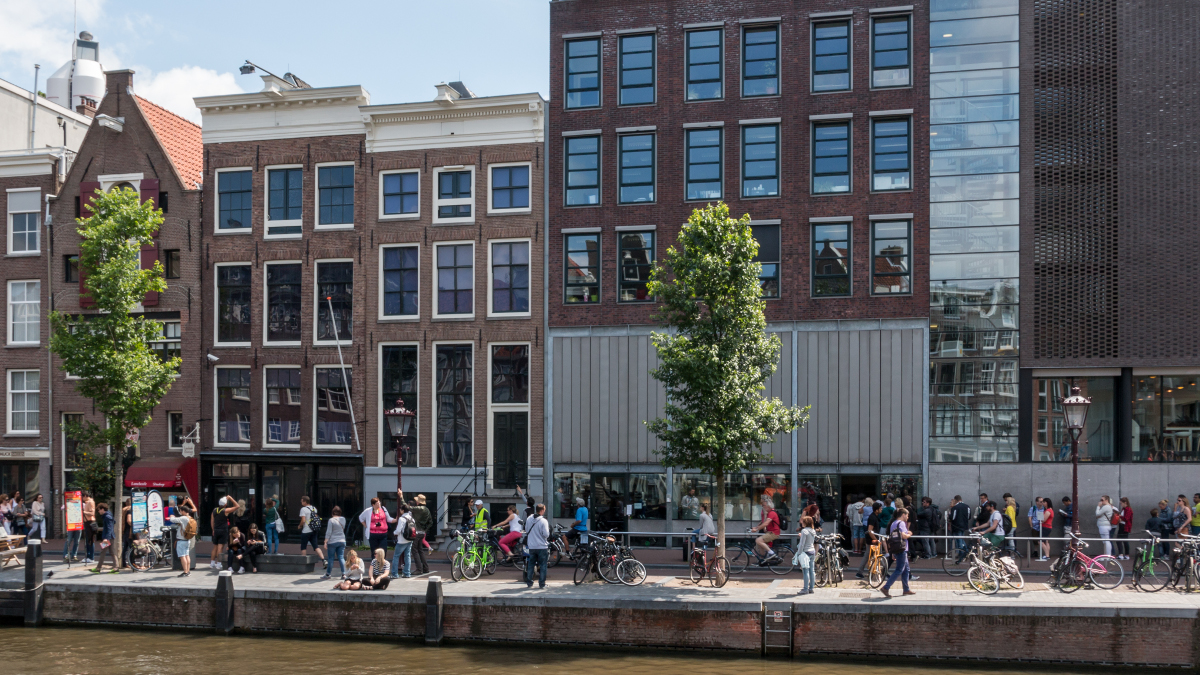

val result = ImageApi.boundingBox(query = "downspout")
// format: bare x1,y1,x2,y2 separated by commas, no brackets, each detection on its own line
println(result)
30,64,41,149
45,193,54,533
542,98,552,505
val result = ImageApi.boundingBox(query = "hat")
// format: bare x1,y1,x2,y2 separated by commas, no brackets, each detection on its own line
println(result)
474,499,483,506
415,494,426,504
219,497,228,507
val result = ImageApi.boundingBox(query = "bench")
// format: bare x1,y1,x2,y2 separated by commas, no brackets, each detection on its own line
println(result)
0,533,27,569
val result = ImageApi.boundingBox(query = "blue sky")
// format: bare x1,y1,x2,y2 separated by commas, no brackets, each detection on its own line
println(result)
0,0,550,122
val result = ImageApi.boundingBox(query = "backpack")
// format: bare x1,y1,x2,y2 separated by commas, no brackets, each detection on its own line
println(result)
1110,508,1121,527
931,506,944,532
402,515,417,541
886,523,906,555
306,508,323,534
182,516,198,541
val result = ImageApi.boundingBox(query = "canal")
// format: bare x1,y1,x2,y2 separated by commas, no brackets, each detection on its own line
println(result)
3,625,1077,675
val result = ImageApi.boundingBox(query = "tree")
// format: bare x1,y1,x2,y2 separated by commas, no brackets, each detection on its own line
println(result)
49,187,178,567
646,203,809,556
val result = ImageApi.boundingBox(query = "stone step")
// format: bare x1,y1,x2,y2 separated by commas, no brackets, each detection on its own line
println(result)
254,554,318,574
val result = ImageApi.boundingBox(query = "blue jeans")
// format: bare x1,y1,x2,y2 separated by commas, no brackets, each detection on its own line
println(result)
325,542,346,577
526,548,548,587
883,550,911,592
392,542,412,578
266,525,279,554
797,551,815,590
952,529,967,561
63,530,81,559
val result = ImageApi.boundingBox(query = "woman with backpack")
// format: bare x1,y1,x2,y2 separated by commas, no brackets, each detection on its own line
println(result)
1096,495,1115,557
389,503,414,579
1115,497,1133,559
880,508,915,598
167,505,195,577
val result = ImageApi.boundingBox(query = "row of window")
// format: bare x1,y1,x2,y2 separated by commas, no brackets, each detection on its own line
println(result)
564,219,911,303
565,116,911,207
216,163,531,236
214,240,530,346
565,15,912,109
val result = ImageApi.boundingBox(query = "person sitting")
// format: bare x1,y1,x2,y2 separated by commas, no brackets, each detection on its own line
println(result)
362,548,391,590
243,523,265,572
335,548,365,590
749,495,782,563
226,527,250,573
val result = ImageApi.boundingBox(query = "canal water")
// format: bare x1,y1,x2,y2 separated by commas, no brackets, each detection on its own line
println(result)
2,625,1077,675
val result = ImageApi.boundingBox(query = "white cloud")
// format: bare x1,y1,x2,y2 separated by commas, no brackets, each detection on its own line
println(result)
135,66,244,124
0,0,109,82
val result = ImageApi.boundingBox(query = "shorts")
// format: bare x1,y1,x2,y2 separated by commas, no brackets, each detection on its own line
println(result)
761,532,779,543
1037,528,1054,538
176,540,191,558
212,529,228,546
300,531,320,551
851,525,866,539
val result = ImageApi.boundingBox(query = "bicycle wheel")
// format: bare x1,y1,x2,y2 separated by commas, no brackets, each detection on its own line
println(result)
1134,558,1171,592
689,552,706,584
547,545,562,569
461,553,483,581
1088,555,1124,589
727,547,749,574
868,557,888,588
1003,563,1025,590
711,556,730,588
1058,560,1086,593
450,552,464,582
444,537,461,562
768,545,795,575
814,557,830,587
968,565,999,594
127,545,156,572
617,558,647,586
597,554,620,583
573,555,592,585
484,547,499,576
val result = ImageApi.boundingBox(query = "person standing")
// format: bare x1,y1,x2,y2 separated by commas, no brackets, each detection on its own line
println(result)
1059,497,1074,534
82,492,96,563
167,505,194,576
696,503,716,547
795,516,817,595
949,495,971,562
91,503,117,573
915,498,936,559
263,498,281,555
390,503,413,579
1116,497,1133,559
210,496,237,571
27,493,46,540
847,495,865,555
524,503,551,589
880,508,916,598
11,497,28,536
0,494,10,535
1190,494,1200,536
1096,495,1115,556
320,505,347,580
1173,495,1192,538
410,493,433,574
1036,498,1054,561
366,498,391,556
298,495,325,564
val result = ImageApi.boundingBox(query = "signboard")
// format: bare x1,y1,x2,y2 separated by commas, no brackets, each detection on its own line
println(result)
132,491,148,534
146,491,164,536
65,491,83,532
181,441,194,457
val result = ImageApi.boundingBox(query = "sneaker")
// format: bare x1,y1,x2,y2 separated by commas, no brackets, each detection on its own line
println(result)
910,575,920,581
320,574,331,580
85,558,95,564
178,572,188,577
855,573,864,579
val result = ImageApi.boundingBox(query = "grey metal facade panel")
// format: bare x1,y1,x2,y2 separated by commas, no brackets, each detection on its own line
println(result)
869,330,882,465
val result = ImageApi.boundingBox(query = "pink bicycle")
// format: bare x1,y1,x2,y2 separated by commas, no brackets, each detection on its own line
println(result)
1051,532,1125,592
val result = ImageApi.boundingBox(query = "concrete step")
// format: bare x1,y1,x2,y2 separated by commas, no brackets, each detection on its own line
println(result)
255,554,318,574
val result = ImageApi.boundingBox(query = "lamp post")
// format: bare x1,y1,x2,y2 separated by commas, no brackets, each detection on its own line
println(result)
1061,385,1092,535
383,399,415,491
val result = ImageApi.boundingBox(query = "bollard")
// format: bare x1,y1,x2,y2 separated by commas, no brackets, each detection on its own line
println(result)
424,576,444,646
215,570,235,635
24,539,44,627
169,529,182,571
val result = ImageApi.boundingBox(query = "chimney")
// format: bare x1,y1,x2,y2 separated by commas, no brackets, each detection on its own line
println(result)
76,98,98,118
104,69,135,94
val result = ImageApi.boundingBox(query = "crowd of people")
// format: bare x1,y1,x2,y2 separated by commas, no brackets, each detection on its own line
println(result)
0,491,47,539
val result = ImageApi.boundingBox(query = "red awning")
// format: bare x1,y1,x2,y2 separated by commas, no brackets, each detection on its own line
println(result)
125,457,198,500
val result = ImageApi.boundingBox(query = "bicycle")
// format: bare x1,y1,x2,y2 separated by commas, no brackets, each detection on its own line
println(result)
688,534,729,588
1161,533,1200,592
1131,531,1171,592
452,529,498,581
812,533,847,588
964,534,1024,595
126,531,172,572
942,533,971,577
727,530,795,575
861,538,889,589
1050,532,1124,592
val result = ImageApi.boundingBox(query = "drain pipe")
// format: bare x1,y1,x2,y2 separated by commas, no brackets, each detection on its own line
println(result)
30,64,40,149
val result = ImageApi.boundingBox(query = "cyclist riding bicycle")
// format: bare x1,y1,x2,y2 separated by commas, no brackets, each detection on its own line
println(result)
568,497,589,547
693,503,717,549
749,495,782,564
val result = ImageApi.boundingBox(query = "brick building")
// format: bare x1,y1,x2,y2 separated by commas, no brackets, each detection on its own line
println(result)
194,75,545,536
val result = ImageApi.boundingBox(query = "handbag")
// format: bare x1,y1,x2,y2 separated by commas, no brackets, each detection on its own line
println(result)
275,517,285,532
33,514,44,523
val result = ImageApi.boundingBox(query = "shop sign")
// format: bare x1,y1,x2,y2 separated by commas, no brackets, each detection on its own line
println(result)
132,491,148,533
147,491,164,536
65,491,83,532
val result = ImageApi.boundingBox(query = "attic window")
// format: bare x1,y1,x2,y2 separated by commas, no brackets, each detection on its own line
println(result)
159,192,169,214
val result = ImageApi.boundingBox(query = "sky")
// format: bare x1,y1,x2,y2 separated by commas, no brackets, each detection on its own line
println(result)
0,0,550,124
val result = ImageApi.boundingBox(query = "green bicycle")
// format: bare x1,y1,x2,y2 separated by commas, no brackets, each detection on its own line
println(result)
454,529,499,581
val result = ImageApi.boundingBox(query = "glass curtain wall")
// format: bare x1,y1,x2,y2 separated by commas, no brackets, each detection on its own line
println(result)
928,0,1020,463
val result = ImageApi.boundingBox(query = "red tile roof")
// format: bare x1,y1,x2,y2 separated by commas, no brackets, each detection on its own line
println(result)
134,95,203,190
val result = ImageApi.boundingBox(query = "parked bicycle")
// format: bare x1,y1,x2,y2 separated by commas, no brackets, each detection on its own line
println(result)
126,530,172,572
860,537,889,589
964,534,1024,595
812,533,848,588
688,533,729,588
1049,532,1124,592
450,529,498,581
1131,531,1172,592
573,531,644,586
728,530,794,575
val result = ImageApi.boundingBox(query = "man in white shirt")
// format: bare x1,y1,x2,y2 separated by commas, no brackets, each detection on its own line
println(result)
391,503,414,579
524,503,551,589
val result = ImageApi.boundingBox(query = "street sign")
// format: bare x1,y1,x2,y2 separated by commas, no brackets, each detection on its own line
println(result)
181,441,194,457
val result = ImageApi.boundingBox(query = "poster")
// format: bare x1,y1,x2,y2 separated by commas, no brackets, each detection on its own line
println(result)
132,491,148,533
146,491,164,536
65,491,83,532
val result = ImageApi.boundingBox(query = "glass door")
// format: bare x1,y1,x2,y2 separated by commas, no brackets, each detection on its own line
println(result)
591,474,628,533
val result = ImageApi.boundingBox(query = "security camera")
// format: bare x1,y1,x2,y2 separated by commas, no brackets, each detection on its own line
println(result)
206,354,220,363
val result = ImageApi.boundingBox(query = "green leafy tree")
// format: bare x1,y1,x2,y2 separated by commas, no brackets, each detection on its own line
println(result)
49,187,178,566
646,203,809,553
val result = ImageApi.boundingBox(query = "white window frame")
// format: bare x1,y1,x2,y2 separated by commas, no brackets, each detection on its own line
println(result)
149,319,183,378
313,258,354,346
377,341,420,468
486,162,533,215
486,238,533,318
432,165,476,225
97,173,144,193
430,341,474,469
7,369,40,435
313,364,354,449
378,243,420,322
432,241,475,319
213,167,254,235
378,169,421,221
213,365,252,448
7,279,40,346
313,161,356,231
7,187,41,255
263,164,304,240
167,411,184,449
486,341,531,490
979,361,996,394
213,262,253,348
263,259,304,347
263,365,303,448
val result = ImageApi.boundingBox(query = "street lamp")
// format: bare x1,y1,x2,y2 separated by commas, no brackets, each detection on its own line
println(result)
383,399,415,490
1061,385,1092,535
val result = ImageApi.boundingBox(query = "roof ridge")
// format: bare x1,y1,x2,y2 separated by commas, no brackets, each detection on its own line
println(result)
133,94,201,132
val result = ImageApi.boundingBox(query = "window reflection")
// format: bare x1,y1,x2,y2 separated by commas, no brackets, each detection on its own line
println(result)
1134,376,1200,462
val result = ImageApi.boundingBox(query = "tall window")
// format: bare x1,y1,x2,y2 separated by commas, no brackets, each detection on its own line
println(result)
491,241,529,314
7,370,39,433
491,345,529,490
491,165,530,211
317,165,354,226
491,345,529,404
436,243,474,316
164,250,181,279
812,223,851,297
8,280,39,345
564,234,599,304
267,167,302,236
381,171,419,216
149,320,182,366
742,25,779,97
618,134,655,203
565,136,600,206
686,128,722,201
618,231,654,302
266,263,302,343
315,366,352,445
217,170,252,230
742,124,779,198
813,122,851,193
63,413,84,469
265,367,302,445
872,118,911,191
382,246,419,317
686,29,722,100
216,265,251,343
871,220,911,294
436,170,472,220
752,224,781,298
8,189,40,253
813,21,851,92
619,34,655,105
169,411,184,449
316,261,353,342
565,38,601,109
381,346,417,466
216,367,251,444
436,345,472,466
64,255,79,283
872,15,911,88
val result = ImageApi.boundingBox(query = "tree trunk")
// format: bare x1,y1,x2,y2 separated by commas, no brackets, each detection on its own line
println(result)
715,471,726,559
113,459,123,568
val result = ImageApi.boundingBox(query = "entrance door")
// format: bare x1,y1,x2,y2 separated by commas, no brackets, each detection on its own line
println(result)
840,476,879,527
317,465,361,542
259,465,309,540
592,474,628,533
492,412,528,490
